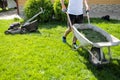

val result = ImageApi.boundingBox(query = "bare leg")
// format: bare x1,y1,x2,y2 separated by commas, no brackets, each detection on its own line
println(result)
73,35,77,44
63,27,72,37
62,26,72,43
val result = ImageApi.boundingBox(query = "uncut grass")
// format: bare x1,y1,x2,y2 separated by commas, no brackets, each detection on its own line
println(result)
0,19,120,80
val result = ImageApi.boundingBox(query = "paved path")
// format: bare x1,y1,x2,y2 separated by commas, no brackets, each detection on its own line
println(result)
0,9,120,20
89,11,120,20
0,9,21,20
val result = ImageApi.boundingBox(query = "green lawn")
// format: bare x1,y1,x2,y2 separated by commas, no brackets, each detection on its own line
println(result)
0,8,2,11
0,19,120,80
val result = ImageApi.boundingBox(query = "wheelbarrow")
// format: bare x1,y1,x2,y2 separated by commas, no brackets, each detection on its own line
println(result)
66,11,120,66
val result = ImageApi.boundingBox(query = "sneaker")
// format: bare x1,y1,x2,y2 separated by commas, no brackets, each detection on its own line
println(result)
73,43,78,49
62,36,66,43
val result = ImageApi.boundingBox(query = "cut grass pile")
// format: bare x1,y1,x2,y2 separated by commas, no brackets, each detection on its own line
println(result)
0,18,120,80
78,29,108,42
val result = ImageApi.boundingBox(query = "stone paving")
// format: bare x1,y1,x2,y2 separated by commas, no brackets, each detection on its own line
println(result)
0,9,21,19
0,9,120,20
89,11,120,20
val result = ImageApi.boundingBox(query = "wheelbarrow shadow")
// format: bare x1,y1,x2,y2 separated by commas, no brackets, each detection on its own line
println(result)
78,48,120,80
66,42,120,80
26,30,41,34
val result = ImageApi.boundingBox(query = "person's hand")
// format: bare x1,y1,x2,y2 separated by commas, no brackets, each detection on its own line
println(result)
86,10,89,13
86,6,90,12
61,4,67,13
62,8,67,13
86,6,90,14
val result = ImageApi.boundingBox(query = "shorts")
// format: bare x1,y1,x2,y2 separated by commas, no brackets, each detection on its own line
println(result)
68,14,83,27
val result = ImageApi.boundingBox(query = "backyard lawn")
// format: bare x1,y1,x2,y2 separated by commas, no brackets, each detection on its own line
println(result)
0,18,120,80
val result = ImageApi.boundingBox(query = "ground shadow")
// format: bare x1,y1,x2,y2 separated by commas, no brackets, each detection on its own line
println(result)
27,30,41,34
4,30,41,35
38,20,66,29
38,18,120,30
84,17,120,24
65,42,120,80
85,59,120,80
65,42,72,48
77,48,120,80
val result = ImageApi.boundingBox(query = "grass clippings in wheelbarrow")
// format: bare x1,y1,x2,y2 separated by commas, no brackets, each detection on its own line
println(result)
78,29,108,43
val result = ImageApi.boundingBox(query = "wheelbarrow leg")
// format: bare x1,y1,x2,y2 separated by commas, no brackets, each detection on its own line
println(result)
99,47,107,61
108,46,112,60
100,47,109,64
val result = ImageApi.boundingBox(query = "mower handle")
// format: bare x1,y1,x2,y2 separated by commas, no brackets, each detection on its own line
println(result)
25,7,44,24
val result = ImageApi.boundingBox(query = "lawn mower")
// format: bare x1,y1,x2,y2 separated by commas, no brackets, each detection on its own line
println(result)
4,8,44,34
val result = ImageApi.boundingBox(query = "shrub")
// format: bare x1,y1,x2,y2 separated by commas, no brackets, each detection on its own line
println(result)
53,0,68,22
24,0,53,22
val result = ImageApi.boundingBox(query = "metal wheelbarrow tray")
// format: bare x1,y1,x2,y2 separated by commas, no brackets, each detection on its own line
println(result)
73,23,120,65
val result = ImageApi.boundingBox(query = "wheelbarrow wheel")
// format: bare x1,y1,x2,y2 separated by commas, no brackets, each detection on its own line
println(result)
89,47,101,66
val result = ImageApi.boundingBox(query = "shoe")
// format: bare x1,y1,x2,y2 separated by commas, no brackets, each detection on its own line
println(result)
62,36,66,43
73,43,78,49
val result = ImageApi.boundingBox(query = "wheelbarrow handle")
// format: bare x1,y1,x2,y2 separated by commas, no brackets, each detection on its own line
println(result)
66,12,73,28
86,10,90,24
61,8,73,27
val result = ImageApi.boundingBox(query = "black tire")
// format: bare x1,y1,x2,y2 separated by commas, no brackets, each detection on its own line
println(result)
4,31,10,34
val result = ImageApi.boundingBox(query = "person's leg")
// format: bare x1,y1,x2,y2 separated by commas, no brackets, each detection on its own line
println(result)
72,14,83,49
62,26,71,43
73,36,77,44
63,25,71,37
62,14,75,43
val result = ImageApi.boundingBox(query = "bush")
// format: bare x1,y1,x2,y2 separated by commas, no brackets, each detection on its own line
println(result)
24,0,53,22
53,0,68,22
